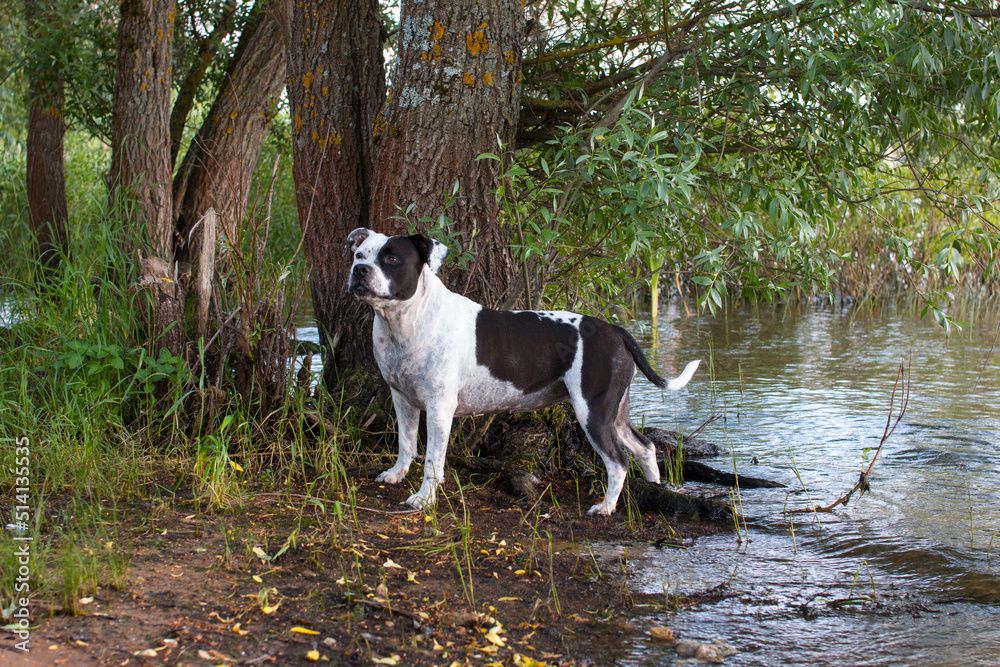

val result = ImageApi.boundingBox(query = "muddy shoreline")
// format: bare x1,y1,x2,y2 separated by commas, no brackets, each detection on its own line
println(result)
0,471,734,666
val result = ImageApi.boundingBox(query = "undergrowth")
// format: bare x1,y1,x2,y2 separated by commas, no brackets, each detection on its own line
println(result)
0,202,360,616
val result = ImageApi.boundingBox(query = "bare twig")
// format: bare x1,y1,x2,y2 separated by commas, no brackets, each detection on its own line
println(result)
787,359,910,515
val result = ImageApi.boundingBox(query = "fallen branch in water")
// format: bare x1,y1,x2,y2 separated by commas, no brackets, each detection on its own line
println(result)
683,460,785,489
626,477,734,521
787,359,910,515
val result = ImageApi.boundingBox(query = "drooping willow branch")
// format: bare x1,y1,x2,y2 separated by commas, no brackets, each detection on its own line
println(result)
787,359,910,515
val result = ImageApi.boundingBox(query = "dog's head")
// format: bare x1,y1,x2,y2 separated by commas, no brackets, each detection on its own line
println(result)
345,228,448,301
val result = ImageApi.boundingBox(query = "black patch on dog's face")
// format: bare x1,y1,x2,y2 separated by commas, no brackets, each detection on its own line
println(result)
475,310,579,393
377,236,428,300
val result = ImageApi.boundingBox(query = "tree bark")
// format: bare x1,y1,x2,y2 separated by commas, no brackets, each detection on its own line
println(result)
168,0,239,169
173,5,287,266
278,0,386,383
25,0,69,278
371,0,523,307
108,0,175,260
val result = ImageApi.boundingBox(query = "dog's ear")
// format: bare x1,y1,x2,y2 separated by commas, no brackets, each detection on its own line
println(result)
408,235,449,274
345,228,372,255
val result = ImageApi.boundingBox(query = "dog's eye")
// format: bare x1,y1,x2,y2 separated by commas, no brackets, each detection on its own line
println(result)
385,256,399,265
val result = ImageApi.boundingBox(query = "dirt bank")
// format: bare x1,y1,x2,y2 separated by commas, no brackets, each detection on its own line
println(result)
1,471,731,666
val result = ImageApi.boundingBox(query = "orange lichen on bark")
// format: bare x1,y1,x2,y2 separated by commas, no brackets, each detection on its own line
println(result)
423,21,446,61
466,23,488,55
463,72,475,85
483,72,493,85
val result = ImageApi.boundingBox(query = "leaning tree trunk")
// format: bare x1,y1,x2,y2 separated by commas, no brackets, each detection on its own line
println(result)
278,0,386,384
370,0,523,307
24,0,69,279
107,0,175,261
173,5,287,266
168,0,239,170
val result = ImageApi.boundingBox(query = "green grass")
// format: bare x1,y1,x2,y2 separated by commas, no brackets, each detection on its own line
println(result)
0,174,357,620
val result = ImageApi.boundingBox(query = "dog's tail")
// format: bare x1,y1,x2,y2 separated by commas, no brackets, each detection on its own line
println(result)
617,328,701,391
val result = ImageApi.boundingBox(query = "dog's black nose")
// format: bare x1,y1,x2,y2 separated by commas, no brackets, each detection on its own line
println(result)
353,264,370,277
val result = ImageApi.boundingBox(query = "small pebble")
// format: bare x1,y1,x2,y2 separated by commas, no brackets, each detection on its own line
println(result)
695,643,725,664
713,639,736,657
675,640,701,657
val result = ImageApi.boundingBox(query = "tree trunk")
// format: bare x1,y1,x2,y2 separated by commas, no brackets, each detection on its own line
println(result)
173,5,287,266
370,0,523,307
107,0,175,260
278,0,386,384
168,0,239,169
25,0,69,278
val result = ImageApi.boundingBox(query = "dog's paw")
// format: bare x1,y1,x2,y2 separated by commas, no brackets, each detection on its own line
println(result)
405,491,435,511
375,467,407,484
587,502,616,516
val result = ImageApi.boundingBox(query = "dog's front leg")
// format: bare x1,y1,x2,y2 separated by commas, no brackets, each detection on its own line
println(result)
377,388,420,484
405,400,456,510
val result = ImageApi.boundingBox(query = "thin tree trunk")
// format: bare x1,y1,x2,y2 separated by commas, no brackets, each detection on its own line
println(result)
371,0,523,307
168,0,239,169
24,0,69,277
278,0,386,383
173,5,287,266
107,0,175,260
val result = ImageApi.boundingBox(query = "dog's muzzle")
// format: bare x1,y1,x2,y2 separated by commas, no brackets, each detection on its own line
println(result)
349,264,374,296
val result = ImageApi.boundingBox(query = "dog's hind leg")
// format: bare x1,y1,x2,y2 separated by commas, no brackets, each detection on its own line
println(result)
621,423,660,482
568,390,630,515
616,389,660,483
588,446,628,516
377,388,420,484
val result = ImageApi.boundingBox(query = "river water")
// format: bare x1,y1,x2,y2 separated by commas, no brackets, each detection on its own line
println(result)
296,300,1000,665
610,300,1000,666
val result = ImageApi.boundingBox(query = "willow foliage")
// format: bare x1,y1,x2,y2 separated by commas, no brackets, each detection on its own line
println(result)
505,0,1000,319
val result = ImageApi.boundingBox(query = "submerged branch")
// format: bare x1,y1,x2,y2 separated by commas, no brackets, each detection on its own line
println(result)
787,359,910,515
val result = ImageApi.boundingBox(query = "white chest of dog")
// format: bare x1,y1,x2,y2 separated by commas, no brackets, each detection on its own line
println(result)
346,228,699,515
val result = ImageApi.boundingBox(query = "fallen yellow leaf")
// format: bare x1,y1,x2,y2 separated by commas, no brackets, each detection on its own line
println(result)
252,575,263,583
233,623,249,636
261,601,281,614
513,654,548,667
383,558,403,568
485,625,506,647
306,649,320,661
291,626,320,635
372,655,400,665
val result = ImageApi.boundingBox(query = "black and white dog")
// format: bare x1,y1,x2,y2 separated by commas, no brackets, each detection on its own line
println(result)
346,228,700,515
